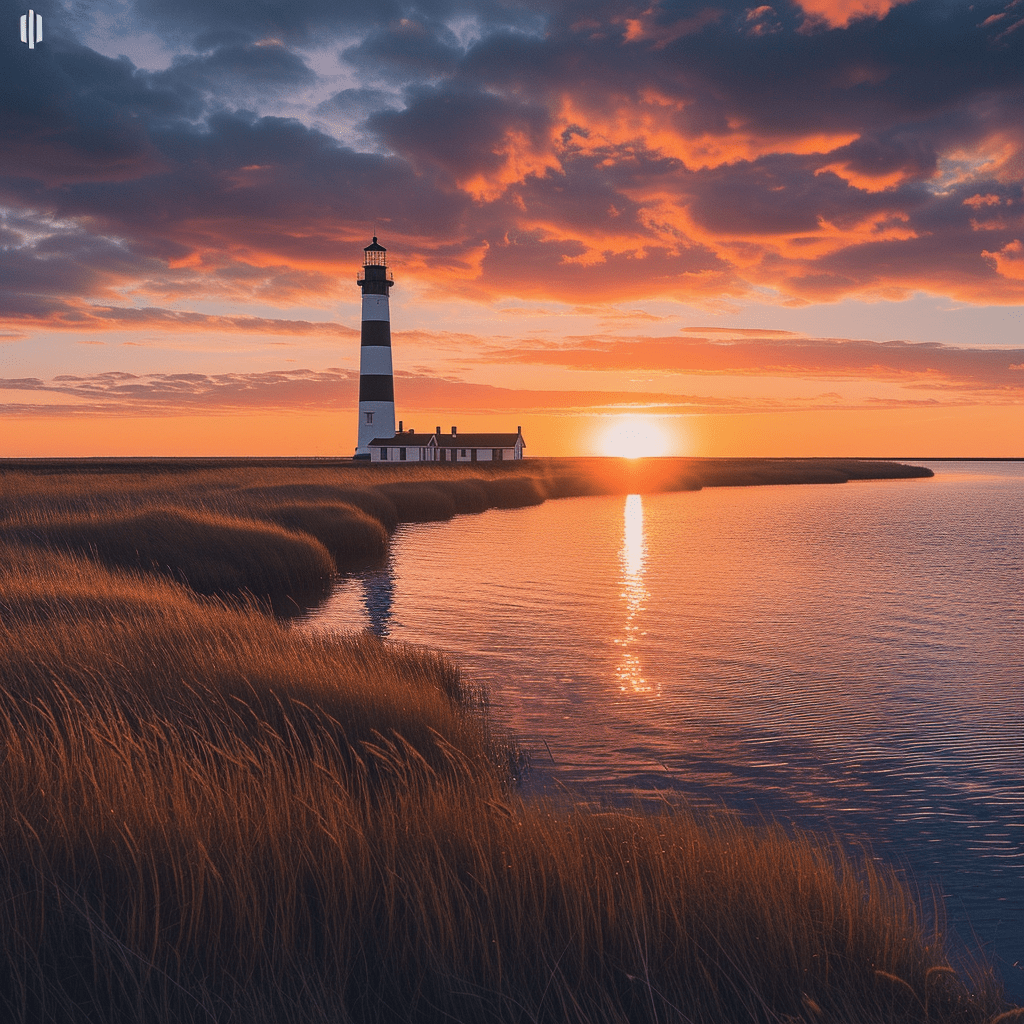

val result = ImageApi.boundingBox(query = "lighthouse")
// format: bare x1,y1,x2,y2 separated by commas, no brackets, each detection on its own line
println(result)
354,237,395,459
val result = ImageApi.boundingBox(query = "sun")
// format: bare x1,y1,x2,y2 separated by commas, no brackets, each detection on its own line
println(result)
597,415,672,458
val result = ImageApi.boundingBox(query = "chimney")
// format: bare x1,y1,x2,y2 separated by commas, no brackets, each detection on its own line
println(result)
398,420,403,433
451,426,457,436
435,426,441,435
517,425,521,434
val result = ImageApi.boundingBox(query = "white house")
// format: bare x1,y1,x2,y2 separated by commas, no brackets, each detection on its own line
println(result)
368,424,525,462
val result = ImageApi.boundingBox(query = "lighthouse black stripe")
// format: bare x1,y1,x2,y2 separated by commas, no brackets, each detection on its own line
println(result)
360,320,391,347
359,375,394,402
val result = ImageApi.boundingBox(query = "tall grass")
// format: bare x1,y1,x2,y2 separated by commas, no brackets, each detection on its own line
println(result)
255,501,390,566
0,542,1012,1023
0,506,336,613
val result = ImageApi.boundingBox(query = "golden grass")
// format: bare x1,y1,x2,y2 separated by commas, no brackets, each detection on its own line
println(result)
0,534,1013,1023
0,505,336,614
0,457,933,516
256,501,390,566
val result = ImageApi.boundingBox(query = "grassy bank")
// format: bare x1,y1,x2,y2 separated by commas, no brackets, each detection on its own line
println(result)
0,458,932,613
0,541,1013,1023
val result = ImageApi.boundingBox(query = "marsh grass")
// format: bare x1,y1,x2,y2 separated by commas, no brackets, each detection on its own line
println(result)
0,534,1012,1024
0,505,336,613
234,482,402,533
255,501,390,566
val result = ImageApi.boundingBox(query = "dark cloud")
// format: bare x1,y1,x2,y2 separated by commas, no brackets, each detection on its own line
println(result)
124,0,543,48
158,42,317,95
369,84,553,183
316,88,405,120
342,20,466,81
828,132,938,183
2,0,1023,325
0,40,170,183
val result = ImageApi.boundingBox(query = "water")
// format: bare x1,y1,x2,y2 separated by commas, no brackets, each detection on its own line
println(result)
299,462,1024,998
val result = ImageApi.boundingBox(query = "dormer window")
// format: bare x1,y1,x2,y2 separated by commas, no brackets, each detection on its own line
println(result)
365,412,373,423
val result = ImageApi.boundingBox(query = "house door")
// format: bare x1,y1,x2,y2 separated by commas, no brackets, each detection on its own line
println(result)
471,449,477,461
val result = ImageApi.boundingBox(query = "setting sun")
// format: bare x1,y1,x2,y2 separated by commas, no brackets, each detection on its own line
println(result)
597,415,673,458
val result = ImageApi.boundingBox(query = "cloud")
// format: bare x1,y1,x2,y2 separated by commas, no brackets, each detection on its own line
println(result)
369,84,559,200
2,0,1024,327
342,20,466,82
792,0,913,30
0,368,360,414
0,366,741,416
156,41,317,98
5,360,1008,423
982,238,1024,280
489,332,1024,392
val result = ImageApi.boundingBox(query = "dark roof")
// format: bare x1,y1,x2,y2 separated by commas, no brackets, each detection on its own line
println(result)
368,433,438,446
364,236,386,251
434,434,523,448
368,432,524,448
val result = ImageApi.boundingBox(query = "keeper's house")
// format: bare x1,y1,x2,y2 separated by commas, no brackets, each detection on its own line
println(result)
368,424,525,462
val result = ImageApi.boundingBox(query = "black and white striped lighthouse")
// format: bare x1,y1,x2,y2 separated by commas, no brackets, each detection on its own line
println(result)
354,237,395,459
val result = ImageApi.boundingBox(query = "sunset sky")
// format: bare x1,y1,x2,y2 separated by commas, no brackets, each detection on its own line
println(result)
2,0,1022,456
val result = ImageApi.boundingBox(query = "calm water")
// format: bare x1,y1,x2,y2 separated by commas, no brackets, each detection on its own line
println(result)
300,462,1024,997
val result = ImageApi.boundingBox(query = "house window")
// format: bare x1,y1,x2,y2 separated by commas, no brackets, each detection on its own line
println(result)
460,449,466,457
380,447,388,460
399,447,407,461
365,412,373,423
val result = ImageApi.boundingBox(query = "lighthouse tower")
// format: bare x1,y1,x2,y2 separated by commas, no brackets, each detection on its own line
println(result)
354,237,395,459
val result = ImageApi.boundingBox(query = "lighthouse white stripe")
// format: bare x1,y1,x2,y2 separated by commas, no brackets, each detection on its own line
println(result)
358,346,394,375
361,295,390,321
356,401,396,455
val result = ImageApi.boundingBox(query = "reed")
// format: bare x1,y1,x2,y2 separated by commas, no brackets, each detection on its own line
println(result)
0,542,1012,1024
372,481,460,522
234,482,402,533
478,475,548,508
0,505,336,614
255,501,390,566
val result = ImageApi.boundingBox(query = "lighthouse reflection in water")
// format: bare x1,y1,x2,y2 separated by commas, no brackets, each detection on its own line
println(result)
615,494,652,694
360,562,395,637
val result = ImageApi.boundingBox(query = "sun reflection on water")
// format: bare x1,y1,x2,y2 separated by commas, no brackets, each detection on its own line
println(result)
615,493,652,693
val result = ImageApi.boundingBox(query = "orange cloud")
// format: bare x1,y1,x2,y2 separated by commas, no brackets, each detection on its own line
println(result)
486,332,1024,394
982,239,1024,280
556,93,858,173
814,163,913,192
0,299,359,336
793,0,912,29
